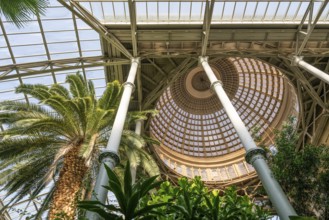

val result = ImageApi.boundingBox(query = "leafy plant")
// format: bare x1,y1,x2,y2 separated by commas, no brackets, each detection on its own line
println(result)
78,161,167,220
170,179,205,220
117,130,160,183
0,73,158,219
206,187,268,220
148,176,269,220
289,217,317,220
269,117,329,219
0,0,48,27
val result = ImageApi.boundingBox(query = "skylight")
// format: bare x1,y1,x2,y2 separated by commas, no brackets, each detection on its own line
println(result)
77,1,329,24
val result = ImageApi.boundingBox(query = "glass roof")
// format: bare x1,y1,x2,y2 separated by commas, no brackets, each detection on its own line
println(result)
0,1,108,218
150,57,299,181
0,0,108,106
0,1,101,66
0,0,327,218
79,0,329,24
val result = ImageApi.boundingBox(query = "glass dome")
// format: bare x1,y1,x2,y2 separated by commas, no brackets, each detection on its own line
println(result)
150,57,299,183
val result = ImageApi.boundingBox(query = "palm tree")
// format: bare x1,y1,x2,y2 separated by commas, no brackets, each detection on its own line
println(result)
0,0,48,27
0,73,158,219
116,131,160,183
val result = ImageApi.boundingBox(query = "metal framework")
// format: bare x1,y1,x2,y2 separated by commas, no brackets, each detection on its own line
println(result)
0,0,329,218
0,56,129,80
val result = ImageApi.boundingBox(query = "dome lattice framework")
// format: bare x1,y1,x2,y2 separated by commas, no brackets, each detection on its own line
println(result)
150,57,298,183
0,0,329,218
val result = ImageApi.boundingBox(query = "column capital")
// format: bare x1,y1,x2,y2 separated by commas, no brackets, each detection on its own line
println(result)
210,80,223,91
199,56,209,64
135,118,144,123
131,57,140,64
99,150,120,165
122,81,136,92
245,148,266,164
291,55,303,66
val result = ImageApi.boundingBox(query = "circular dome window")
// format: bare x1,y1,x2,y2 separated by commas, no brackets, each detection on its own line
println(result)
150,57,299,183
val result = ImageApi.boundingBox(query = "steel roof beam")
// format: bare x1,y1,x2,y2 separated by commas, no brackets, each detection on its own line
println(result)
201,0,215,56
58,0,133,59
146,58,167,76
74,0,320,2
299,82,325,148
143,57,197,109
282,59,327,110
36,12,57,83
0,57,130,80
128,0,138,57
325,60,329,72
0,18,29,105
71,1,87,80
141,72,157,85
296,0,329,55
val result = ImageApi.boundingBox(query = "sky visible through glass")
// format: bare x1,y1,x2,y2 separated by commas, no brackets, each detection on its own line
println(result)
0,0,328,219
79,1,329,24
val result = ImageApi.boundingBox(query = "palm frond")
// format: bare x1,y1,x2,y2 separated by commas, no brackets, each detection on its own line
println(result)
0,100,51,115
79,133,98,166
0,111,49,124
0,75,159,217
0,136,60,160
88,80,96,100
98,81,122,110
3,151,57,204
123,145,141,168
121,130,146,149
0,0,48,28
141,135,161,146
42,96,81,134
16,84,51,102
66,73,89,98
95,109,116,132
140,153,160,178
128,109,158,122
76,97,95,133
5,117,75,138
34,186,56,219
49,84,72,100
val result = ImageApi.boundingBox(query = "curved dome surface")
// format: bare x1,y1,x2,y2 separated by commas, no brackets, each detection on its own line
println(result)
150,57,299,183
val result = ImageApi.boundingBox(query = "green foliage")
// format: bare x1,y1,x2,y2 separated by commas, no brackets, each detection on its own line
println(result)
148,176,269,220
80,173,268,220
0,0,48,27
289,217,317,220
0,72,159,217
269,117,329,219
78,161,167,220
205,188,267,220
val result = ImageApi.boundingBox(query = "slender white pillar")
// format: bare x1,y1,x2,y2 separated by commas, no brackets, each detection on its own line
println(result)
294,56,329,84
105,58,140,155
200,56,297,220
135,119,143,135
86,58,140,219
131,119,144,183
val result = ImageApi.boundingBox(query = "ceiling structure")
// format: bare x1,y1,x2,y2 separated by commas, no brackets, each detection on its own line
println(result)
0,0,329,218
150,57,298,184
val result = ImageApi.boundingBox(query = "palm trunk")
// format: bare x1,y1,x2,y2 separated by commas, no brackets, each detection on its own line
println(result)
49,145,88,220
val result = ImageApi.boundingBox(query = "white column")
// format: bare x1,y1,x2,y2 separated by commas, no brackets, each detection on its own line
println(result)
135,119,143,135
200,56,297,220
294,56,329,84
105,58,140,154
131,119,144,183
86,58,140,219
